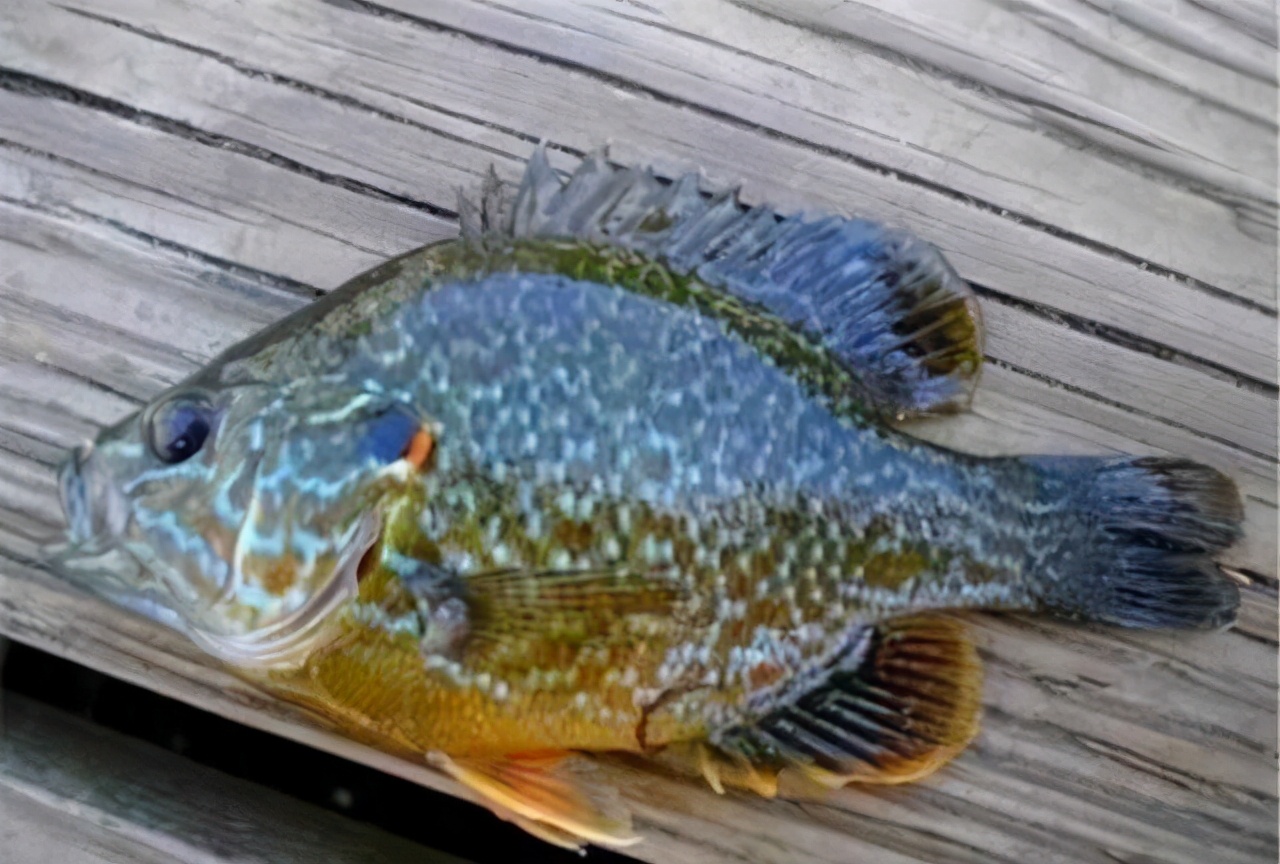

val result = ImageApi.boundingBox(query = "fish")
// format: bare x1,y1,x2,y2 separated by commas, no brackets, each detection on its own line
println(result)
51,147,1244,849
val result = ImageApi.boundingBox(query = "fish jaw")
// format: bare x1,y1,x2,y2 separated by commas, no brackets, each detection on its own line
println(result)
50,436,185,628
40,537,191,635
187,509,382,670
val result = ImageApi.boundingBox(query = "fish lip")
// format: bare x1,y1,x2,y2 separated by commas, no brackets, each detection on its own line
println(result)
58,441,96,545
39,533,185,631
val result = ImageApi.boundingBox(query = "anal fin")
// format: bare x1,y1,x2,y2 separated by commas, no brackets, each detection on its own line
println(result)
708,615,982,793
430,750,640,850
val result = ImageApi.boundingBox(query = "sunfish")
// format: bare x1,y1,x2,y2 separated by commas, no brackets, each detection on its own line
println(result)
52,148,1242,849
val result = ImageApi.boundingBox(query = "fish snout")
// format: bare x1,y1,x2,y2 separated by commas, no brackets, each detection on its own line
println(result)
58,441,121,545
59,442,96,543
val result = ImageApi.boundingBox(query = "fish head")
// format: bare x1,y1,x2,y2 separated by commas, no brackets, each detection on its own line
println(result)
55,378,433,668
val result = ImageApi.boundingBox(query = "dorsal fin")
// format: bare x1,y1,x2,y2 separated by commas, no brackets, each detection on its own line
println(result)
461,146,983,419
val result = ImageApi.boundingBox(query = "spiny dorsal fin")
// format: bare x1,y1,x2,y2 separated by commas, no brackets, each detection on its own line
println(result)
705,615,982,792
466,145,983,418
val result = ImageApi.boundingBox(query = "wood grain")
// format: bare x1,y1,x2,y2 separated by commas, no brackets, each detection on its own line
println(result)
0,692,471,864
0,1,1275,862
2,1,1275,382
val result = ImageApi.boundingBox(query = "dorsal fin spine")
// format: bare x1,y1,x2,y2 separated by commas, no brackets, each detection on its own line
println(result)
468,144,984,419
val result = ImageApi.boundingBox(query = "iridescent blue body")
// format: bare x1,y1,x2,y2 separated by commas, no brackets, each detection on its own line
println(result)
53,150,1244,849
287,263,1036,613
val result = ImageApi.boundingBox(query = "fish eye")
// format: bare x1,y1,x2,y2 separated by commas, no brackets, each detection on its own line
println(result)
148,394,215,465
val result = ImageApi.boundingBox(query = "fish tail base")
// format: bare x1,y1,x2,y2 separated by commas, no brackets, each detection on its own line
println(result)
1029,456,1243,630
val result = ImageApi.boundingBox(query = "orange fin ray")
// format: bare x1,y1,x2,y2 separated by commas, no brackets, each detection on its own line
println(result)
694,742,779,797
706,614,982,792
430,750,640,850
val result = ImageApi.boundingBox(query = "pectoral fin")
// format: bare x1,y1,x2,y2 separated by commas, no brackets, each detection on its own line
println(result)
461,567,682,646
388,554,684,660
706,615,982,794
430,751,639,850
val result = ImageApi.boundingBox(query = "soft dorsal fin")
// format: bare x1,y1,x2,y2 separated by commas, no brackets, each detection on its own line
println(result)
701,615,982,793
461,146,983,419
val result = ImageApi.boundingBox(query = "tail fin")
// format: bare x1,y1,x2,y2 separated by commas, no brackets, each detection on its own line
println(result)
1030,456,1243,630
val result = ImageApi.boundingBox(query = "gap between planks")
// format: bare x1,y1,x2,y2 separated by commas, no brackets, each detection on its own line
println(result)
0,691,470,864
0,0,1275,375
0,81,1272,456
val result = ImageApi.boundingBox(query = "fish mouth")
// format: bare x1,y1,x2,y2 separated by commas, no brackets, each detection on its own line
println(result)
41,529,189,634
58,441,96,546
57,439,131,551
49,441,176,623
185,510,382,670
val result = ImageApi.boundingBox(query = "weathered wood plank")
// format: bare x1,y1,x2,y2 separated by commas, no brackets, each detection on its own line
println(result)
403,0,1279,304
0,549,1274,864
0,692,470,864
0,133,1274,864
0,1,1274,862
0,78,1273,459
0,72,1274,568
1,0,1275,384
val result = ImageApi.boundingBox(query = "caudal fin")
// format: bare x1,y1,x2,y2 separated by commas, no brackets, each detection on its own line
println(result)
1031,456,1243,630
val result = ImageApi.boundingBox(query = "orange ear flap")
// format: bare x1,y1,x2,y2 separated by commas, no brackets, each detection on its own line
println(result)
402,426,435,470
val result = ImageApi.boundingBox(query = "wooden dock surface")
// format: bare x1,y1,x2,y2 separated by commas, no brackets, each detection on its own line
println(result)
0,691,465,864
0,2,1275,862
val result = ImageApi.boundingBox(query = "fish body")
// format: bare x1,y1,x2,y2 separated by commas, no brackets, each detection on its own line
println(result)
54,150,1243,848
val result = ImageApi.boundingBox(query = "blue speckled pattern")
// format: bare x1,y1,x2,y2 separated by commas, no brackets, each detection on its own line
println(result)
370,271,1025,602
52,147,1245,849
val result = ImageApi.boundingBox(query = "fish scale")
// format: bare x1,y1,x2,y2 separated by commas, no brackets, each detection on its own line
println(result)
52,147,1244,850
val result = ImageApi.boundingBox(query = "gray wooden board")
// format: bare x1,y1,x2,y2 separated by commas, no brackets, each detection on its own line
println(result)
0,691,472,864
0,1,1275,863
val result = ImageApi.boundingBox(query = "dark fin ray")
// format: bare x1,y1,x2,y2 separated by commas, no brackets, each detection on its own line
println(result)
466,145,984,418
705,615,982,792
460,164,512,239
430,751,639,850
1029,456,1243,629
